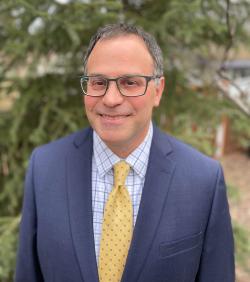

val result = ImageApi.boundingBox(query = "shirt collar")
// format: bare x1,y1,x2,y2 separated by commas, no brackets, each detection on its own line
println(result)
93,122,153,179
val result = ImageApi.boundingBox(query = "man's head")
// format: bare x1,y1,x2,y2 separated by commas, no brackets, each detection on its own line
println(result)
83,23,164,77
82,23,165,157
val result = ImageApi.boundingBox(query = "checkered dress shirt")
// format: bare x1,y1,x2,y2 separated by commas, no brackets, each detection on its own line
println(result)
92,122,153,262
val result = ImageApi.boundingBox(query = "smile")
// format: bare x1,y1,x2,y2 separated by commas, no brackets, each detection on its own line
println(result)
99,114,131,126
100,114,130,120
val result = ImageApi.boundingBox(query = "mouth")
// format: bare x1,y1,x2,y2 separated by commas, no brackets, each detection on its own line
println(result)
98,113,131,125
99,114,130,120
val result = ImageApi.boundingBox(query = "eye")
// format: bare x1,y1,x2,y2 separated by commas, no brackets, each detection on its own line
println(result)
119,77,140,88
92,79,105,86
125,79,137,86
89,77,107,88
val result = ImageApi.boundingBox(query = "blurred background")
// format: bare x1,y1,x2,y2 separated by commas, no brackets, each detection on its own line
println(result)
0,0,250,281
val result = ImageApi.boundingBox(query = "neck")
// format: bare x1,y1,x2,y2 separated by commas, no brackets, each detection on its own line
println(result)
104,124,151,158
106,143,136,159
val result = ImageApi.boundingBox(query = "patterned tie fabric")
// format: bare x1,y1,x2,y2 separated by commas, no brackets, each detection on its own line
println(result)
98,161,132,282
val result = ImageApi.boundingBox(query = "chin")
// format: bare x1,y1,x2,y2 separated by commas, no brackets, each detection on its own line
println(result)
99,132,125,145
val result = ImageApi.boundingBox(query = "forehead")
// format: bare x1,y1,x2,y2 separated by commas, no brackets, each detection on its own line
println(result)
86,35,154,75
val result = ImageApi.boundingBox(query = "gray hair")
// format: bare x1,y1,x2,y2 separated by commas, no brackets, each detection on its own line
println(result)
83,23,164,76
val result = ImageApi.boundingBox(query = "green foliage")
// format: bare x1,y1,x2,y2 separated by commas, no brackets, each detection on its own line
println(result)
0,216,20,281
230,108,250,149
227,184,241,203
228,185,250,272
0,0,250,280
233,222,250,271
154,83,218,155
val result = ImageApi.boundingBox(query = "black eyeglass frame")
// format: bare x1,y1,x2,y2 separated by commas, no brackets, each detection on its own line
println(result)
80,75,161,97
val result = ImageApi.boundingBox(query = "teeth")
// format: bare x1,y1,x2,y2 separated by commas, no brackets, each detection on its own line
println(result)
102,115,126,119
101,114,127,117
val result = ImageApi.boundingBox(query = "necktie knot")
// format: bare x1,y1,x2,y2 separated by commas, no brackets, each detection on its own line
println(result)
114,161,130,187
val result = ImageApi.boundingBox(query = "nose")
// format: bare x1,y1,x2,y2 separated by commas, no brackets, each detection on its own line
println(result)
102,81,124,107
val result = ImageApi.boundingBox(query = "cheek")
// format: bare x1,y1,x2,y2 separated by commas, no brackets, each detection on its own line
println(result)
84,96,98,112
131,95,155,114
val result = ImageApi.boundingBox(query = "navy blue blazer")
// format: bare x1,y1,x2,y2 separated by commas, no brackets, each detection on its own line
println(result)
15,126,235,282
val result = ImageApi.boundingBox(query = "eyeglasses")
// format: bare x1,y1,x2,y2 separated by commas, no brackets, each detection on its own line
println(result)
80,75,160,97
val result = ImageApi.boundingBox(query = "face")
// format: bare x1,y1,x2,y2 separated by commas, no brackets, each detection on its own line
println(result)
84,35,165,157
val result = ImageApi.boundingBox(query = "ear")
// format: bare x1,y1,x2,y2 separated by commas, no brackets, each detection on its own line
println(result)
153,76,165,107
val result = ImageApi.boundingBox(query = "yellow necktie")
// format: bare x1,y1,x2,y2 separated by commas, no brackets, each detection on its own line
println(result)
98,161,132,282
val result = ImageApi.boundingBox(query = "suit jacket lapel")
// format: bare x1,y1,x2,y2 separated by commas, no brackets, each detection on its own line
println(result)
66,128,99,282
121,126,176,282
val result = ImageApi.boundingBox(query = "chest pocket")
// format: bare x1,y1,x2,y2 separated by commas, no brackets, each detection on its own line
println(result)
159,231,203,258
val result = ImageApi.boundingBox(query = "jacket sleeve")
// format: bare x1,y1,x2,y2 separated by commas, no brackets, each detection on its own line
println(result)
15,150,44,282
196,164,235,282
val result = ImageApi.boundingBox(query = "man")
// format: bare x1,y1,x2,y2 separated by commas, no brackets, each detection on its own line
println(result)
15,23,235,282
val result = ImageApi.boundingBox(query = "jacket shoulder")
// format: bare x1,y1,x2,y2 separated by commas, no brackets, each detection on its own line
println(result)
154,127,220,173
31,127,92,160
